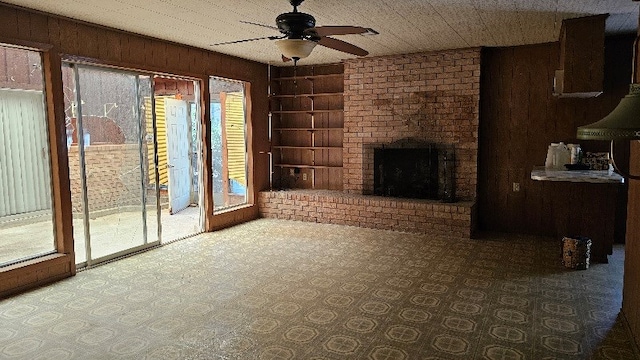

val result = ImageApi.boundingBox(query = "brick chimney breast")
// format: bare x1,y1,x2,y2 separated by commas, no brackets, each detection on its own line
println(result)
343,48,481,201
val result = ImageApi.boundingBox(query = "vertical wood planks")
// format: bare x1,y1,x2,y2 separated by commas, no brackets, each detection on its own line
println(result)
622,14,640,350
99,31,123,63
523,44,552,233
479,36,632,236
58,20,78,55
28,12,49,44
0,7,18,40
46,17,62,48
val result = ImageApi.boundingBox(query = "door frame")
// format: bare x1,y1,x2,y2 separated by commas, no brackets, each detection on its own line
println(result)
152,77,205,243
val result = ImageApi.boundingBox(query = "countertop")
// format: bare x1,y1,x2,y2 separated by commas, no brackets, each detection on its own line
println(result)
530,166,625,184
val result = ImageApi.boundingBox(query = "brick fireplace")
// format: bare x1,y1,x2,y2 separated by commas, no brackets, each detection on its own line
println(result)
259,48,481,237
343,48,480,200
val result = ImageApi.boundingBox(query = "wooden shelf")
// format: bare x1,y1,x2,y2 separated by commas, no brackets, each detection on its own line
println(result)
271,74,343,81
273,146,342,150
270,109,343,114
270,63,344,190
273,127,343,131
270,92,342,99
274,164,342,169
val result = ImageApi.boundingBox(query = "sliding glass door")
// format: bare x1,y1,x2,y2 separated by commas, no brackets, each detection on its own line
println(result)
63,64,158,266
62,63,203,267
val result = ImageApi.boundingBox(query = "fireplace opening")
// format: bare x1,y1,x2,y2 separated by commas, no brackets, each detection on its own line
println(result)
374,147,439,199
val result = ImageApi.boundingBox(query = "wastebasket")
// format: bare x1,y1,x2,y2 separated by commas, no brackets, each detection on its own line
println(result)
561,236,592,270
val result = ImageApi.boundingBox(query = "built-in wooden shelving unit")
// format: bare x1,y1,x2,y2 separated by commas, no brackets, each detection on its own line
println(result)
269,63,344,190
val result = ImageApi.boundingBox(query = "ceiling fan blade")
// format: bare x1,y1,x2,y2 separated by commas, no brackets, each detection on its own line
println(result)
240,20,279,31
211,35,282,46
281,55,292,62
317,37,368,56
310,26,372,37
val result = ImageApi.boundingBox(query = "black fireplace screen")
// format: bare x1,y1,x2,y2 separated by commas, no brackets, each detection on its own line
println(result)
374,147,439,199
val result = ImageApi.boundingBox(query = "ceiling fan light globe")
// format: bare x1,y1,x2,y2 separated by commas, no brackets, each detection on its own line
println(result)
276,39,316,60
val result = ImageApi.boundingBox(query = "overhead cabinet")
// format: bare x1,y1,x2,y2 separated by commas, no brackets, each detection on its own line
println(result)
553,14,607,98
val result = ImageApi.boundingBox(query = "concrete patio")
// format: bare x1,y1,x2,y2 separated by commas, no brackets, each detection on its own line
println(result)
0,206,202,267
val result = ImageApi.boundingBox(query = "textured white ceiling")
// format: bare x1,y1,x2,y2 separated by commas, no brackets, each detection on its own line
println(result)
3,0,639,65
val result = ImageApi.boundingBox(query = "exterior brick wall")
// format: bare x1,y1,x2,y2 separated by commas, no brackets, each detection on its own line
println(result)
343,48,481,201
68,144,146,213
259,190,476,238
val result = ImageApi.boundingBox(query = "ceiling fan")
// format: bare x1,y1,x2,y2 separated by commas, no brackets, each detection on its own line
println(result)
212,0,377,64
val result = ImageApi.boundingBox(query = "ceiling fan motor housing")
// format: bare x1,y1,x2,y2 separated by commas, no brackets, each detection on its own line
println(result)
276,12,316,39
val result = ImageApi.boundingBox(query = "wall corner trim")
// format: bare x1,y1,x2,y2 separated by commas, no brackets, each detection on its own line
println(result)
620,309,640,358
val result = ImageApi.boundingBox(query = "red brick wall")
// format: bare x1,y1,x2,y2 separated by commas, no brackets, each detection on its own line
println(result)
68,144,145,213
259,190,475,237
343,48,481,201
0,46,44,91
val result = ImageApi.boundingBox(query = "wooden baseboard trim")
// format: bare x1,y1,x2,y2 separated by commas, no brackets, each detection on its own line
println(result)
0,254,73,298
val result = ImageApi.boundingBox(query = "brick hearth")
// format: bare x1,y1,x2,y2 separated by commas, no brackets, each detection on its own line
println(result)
258,190,476,237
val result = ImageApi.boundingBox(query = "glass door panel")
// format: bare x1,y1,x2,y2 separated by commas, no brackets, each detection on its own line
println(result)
63,64,158,265
61,63,87,263
140,75,160,244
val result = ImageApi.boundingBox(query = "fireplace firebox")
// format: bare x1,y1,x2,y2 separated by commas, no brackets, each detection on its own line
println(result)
373,147,439,199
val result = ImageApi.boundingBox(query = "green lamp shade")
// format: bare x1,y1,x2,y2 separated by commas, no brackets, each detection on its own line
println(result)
577,84,640,140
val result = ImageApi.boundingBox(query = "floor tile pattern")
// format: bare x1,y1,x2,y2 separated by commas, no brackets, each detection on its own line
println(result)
0,219,637,359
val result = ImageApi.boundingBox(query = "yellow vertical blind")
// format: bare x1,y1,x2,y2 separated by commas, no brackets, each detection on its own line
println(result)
224,92,246,186
145,96,169,186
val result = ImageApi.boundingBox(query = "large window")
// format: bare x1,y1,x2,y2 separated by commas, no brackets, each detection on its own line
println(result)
0,44,55,266
209,77,248,212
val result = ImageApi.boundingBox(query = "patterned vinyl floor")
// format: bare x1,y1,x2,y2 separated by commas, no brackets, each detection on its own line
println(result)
0,218,637,359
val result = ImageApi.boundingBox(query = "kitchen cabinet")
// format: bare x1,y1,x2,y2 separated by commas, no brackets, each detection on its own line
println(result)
531,167,624,263
553,14,607,97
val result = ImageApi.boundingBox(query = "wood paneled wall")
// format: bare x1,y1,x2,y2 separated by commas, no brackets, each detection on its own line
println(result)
0,2,269,296
622,28,640,354
624,141,640,353
478,35,633,238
